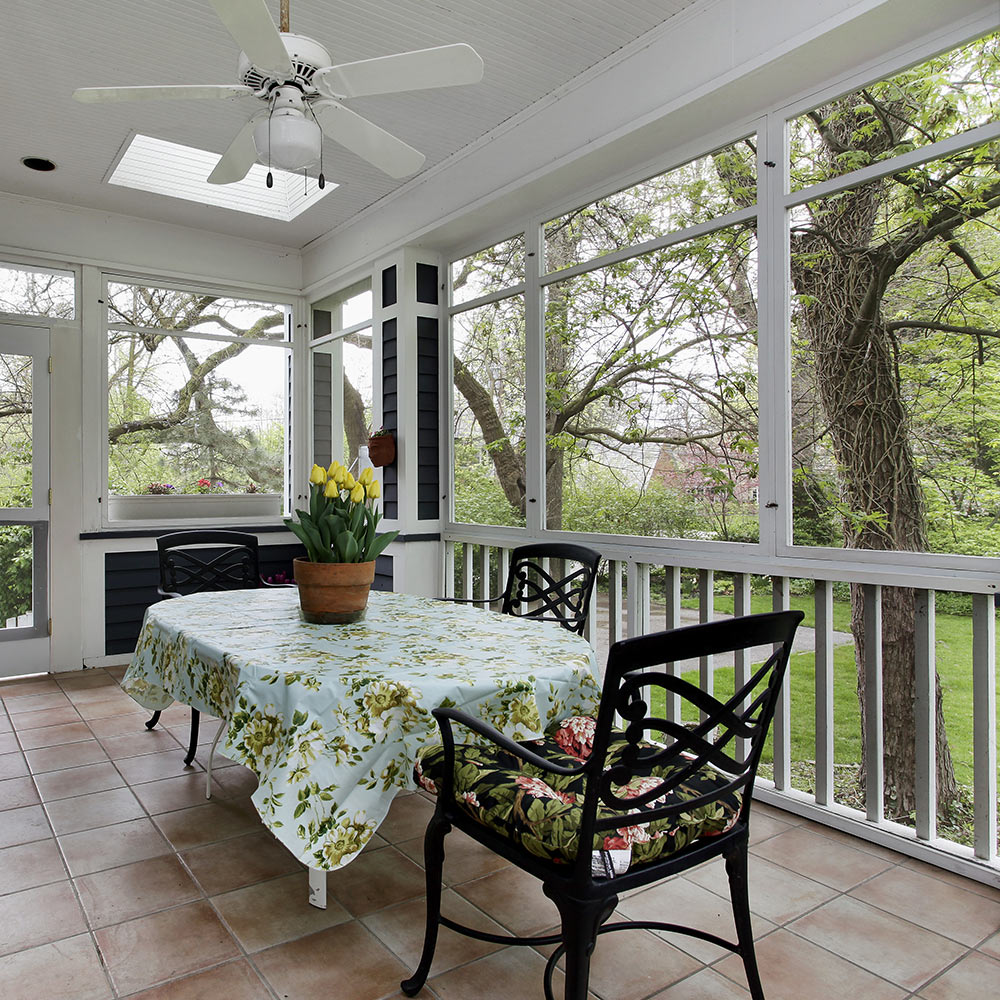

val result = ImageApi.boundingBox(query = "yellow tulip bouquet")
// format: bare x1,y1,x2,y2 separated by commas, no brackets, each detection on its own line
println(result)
284,460,398,563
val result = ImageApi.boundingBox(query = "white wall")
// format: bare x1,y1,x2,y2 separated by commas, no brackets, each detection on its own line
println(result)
0,193,302,292
302,0,997,290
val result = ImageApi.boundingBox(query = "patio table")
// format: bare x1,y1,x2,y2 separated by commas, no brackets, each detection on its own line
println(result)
122,587,601,906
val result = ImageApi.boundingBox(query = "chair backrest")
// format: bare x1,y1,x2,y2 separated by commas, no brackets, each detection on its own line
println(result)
573,609,804,875
157,530,261,597
499,542,601,635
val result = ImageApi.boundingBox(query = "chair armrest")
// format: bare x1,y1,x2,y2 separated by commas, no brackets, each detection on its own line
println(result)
432,706,585,778
157,588,181,600
260,578,296,588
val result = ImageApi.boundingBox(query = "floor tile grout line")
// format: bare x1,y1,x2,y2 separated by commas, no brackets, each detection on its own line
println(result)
17,726,121,1000
99,672,281,1000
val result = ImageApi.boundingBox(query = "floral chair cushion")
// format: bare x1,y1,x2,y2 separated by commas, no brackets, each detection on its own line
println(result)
414,715,742,869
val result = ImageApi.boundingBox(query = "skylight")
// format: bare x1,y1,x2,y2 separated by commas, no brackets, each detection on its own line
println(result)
107,133,337,221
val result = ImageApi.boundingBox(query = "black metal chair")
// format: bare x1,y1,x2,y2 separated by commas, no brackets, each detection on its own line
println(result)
445,542,601,636
145,530,262,776
402,609,804,1000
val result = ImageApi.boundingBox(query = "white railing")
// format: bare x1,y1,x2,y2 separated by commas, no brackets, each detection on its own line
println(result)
441,533,1000,889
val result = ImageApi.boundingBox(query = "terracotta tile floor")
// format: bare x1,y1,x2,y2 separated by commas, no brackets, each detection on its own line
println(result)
0,668,998,1000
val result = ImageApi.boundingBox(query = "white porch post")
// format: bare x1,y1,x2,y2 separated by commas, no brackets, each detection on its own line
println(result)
372,247,445,597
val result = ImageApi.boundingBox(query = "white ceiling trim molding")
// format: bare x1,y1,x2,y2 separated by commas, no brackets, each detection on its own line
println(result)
302,0,996,292
0,191,302,293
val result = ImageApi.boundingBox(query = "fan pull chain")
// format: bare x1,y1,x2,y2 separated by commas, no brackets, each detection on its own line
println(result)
266,102,274,189
319,142,325,190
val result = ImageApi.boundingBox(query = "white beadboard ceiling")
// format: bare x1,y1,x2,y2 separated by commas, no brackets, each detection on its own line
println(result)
0,0,700,250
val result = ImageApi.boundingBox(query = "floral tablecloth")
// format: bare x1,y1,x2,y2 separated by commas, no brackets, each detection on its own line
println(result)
123,588,600,871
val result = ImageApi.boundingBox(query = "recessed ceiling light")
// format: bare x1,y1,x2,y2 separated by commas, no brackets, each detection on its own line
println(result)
21,157,56,172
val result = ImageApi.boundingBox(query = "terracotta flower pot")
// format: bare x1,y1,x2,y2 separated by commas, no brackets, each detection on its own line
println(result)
367,434,395,467
293,558,375,624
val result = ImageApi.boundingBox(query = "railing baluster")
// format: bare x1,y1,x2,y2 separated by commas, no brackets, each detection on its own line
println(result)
972,593,998,861
698,569,714,717
626,562,650,638
733,572,751,763
474,545,488,605
863,583,884,824
438,532,1000,883
914,589,937,842
608,560,624,646
664,564,681,723
772,576,791,791
497,547,509,602
815,579,834,807
444,542,455,599
462,543,474,601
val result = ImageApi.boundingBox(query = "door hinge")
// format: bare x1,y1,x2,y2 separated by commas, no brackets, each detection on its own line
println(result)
47,618,52,636
48,488,52,505
48,356,53,373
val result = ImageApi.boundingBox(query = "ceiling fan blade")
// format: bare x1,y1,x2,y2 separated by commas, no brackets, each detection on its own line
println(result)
314,43,484,99
207,0,292,75
73,84,254,103
312,99,425,179
207,118,260,185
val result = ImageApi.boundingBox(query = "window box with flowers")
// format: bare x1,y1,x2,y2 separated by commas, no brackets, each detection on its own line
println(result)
106,480,282,524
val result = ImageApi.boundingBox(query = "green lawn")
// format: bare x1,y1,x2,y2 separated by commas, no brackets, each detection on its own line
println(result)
659,595,992,789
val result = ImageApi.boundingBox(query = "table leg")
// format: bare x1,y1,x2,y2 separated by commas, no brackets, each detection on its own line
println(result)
308,867,327,909
205,721,225,800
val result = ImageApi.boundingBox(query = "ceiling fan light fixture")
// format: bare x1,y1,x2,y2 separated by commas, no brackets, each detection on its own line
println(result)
253,109,321,170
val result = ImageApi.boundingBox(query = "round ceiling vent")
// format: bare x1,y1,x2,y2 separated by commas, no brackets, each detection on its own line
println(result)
22,157,56,172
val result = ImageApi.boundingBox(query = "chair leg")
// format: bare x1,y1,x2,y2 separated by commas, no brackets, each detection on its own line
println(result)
726,846,765,1000
400,811,450,996
144,710,161,731
183,709,200,766
547,892,609,1000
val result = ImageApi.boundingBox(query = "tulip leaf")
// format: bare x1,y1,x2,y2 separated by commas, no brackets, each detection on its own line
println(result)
366,529,399,562
334,530,359,562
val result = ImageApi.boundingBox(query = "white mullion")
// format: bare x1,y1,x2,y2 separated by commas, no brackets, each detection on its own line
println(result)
698,569,714,715
308,318,374,349
863,584,884,824
814,579,835,807
107,324,290,350
524,222,545,536
664,564,682,724
733,572,752,763
772,576,792,791
447,283,527,316
759,111,790,560
914,589,937,842
784,120,1000,212
538,205,757,288
971,593,998,861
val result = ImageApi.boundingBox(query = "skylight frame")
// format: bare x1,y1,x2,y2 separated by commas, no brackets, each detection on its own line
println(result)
106,132,337,222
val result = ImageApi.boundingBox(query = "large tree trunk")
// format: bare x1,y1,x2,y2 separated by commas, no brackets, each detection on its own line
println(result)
794,178,958,815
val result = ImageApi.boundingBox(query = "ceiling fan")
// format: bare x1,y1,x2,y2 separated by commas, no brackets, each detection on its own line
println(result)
72,0,484,187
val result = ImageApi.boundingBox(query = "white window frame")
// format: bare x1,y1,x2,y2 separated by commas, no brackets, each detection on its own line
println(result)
440,18,1000,594
100,272,296,527
308,274,375,472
